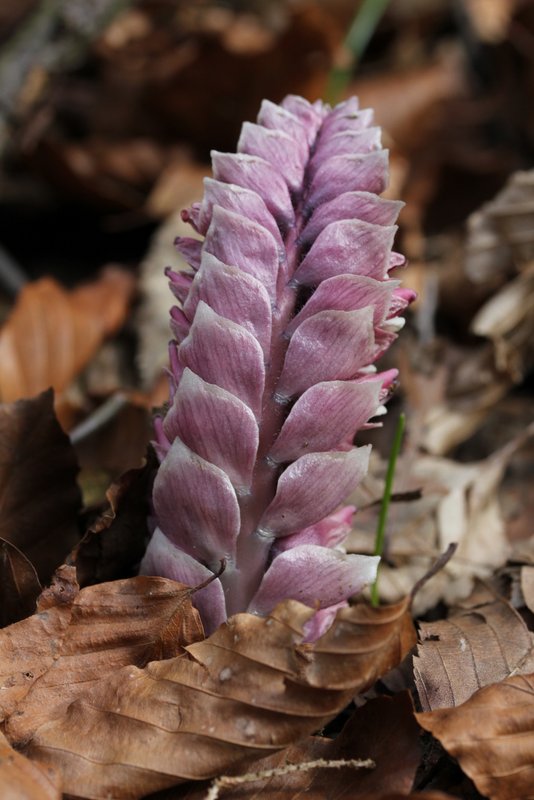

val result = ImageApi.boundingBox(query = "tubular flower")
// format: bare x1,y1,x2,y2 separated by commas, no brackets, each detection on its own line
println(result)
141,95,415,636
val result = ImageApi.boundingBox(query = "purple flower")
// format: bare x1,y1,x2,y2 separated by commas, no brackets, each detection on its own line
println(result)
141,95,414,635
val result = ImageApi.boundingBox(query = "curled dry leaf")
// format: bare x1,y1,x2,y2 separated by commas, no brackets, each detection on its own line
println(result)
418,674,534,800
21,598,415,799
0,267,135,426
0,565,204,745
414,594,534,711
0,730,60,800
71,452,157,587
169,692,420,800
0,538,41,628
0,389,81,584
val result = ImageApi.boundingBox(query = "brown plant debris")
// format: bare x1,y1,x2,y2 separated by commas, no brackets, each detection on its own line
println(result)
0,267,136,426
0,730,61,800
0,389,81,584
418,674,534,800
414,593,534,711
13,598,414,798
0,566,204,746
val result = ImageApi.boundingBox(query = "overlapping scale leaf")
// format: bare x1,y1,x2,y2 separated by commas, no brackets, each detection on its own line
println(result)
152,439,240,567
269,379,382,463
276,308,377,400
178,302,265,417
183,253,272,355
259,446,371,537
163,369,258,492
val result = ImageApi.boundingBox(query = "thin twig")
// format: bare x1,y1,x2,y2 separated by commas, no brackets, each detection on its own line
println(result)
69,392,128,445
205,758,375,800
0,243,27,296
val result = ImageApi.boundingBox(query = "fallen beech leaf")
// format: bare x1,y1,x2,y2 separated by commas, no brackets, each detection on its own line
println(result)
178,693,420,800
0,390,81,583
0,730,60,800
23,598,415,798
71,453,156,587
0,267,135,425
1,566,204,744
414,595,534,711
418,674,534,800
0,538,41,628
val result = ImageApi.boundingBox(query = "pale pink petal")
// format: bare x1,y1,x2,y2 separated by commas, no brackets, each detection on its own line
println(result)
307,151,389,209
276,308,375,400
319,108,374,138
178,302,265,416
300,191,403,247
194,178,283,246
174,237,202,271
184,252,272,355
166,267,194,304
274,506,356,552
153,439,240,566
310,128,382,176
293,219,396,286
169,306,191,343
203,205,280,298
259,446,371,536
269,379,381,462
280,95,324,144
212,151,294,228
238,122,305,192
303,602,347,642
163,368,259,492
140,528,227,635
285,275,396,336
248,544,379,613
257,100,309,156
389,287,417,316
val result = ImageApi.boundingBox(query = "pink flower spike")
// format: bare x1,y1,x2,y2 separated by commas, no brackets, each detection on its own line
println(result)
145,94,412,634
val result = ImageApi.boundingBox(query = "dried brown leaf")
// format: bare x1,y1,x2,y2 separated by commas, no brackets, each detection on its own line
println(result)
71,453,156,587
0,566,204,745
0,389,81,583
21,598,414,798
0,538,41,627
414,594,534,711
167,693,420,800
418,674,534,800
0,267,135,425
0,730,60,800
